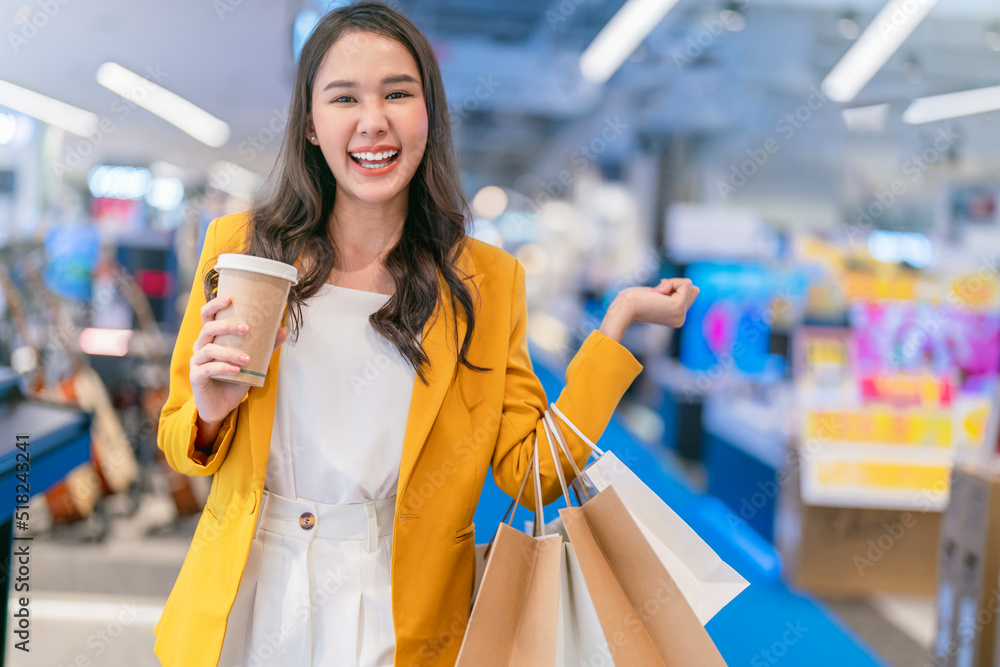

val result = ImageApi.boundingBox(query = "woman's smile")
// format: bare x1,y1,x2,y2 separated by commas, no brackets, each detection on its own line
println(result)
348,146,401,175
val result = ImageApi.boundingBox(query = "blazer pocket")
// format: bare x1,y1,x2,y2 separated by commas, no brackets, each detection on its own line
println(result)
454,522,475,543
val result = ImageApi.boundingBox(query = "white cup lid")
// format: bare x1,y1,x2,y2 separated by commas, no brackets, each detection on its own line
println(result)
214,253,299,285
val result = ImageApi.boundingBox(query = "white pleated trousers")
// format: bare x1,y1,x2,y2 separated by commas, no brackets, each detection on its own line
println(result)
216,488,397,667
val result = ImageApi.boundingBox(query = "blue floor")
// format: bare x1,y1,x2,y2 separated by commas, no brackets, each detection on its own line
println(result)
471,346,889,666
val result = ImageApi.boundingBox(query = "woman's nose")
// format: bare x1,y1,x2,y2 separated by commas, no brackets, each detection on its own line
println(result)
356,100,389,136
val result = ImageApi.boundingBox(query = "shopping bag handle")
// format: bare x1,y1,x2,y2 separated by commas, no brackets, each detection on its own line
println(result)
541,410,573,507
548,402,605,458
483,402,601,557
484,444,547,559
502,444,539,530
543,406,594,502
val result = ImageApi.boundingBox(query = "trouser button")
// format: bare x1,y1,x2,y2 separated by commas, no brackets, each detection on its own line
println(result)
299,512,315,530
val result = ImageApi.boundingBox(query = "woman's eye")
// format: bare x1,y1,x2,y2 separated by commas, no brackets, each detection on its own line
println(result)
332,92,409,103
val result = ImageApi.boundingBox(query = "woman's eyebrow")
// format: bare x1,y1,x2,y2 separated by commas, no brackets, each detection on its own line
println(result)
322,74,419,92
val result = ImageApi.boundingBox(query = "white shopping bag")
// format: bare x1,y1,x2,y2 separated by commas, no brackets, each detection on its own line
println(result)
555,541,616,667
546,403,750,625
540,421,615,667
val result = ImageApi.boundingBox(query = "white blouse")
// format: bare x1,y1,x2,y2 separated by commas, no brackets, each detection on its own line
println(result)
265,282,419,502
216,283,418,667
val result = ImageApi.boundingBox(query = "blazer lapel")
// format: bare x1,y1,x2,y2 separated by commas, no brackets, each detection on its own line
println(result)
395,266,484,499
247,249,485,500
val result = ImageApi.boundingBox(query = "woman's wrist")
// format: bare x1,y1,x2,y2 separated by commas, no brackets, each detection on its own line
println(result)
598,294,634,343
194,412,224,451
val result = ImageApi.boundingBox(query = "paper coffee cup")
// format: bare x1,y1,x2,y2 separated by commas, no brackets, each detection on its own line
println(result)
209,253,299,387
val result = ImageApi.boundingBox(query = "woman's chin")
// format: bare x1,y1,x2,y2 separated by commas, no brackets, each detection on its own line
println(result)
338,183,406,205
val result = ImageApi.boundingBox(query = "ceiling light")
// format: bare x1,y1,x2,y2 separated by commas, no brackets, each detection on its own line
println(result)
88,165,152,200
0,113,16,145
580,0,682,84
146,177,185,211
720,10,746,32
721,1,746,32
96,62,230,147
903,84,1000,124
837,11,860,40
0,77,98,136
472,186,509,219
821,0,939,103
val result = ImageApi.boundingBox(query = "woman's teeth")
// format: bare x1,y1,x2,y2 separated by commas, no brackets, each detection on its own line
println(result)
350,149,399,168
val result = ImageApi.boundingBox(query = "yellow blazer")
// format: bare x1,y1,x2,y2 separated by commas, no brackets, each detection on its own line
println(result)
152,211,643,666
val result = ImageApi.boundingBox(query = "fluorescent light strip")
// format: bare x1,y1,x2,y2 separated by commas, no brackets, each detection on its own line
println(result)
0,78,98,136
96,62,230,147
903,84,1000,124
821,0,939,103
580,0,682,84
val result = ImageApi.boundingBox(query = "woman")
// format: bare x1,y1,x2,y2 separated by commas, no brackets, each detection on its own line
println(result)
152,3,698,666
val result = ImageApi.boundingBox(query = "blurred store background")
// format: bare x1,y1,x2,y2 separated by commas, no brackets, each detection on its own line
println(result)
2,0,1000,664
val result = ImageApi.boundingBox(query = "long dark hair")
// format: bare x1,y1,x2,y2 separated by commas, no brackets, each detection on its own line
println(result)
203,1,490,385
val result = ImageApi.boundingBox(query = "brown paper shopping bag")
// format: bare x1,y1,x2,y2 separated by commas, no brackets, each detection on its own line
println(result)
456,446,563,667
548,403,749,624
559,488,727,667
540,407,727,666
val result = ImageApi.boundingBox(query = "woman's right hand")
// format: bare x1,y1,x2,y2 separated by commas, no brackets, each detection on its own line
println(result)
190,294,289,425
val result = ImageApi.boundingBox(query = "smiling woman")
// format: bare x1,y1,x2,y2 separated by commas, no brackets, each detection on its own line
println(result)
153,4,497,667
208,7,482,664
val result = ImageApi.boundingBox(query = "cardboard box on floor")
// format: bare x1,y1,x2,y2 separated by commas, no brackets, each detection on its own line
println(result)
775,449,942,596
931,462,1000,667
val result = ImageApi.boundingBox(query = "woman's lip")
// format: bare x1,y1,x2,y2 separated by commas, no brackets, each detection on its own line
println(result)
348,148,401,176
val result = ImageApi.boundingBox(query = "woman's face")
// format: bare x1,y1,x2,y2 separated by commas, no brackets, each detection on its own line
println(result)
307,31,428,207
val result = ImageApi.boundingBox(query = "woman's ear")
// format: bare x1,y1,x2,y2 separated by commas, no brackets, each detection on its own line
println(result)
305,113,315,141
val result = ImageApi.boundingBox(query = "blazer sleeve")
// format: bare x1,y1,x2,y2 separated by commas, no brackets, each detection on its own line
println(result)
157,217,243,477
490,258,643,512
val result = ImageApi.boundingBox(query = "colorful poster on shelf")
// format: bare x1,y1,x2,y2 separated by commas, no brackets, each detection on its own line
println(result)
802,407,954,448
948,271,1000,311
798,404,962,510
43,223,100,302
800,445,951,511
793,326,850,380
953,394,991,449
849,300,1000,392
90,196,144,238
858,371,955,408
678,262,775,376
792,327,855,404
843,270,919,302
